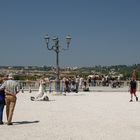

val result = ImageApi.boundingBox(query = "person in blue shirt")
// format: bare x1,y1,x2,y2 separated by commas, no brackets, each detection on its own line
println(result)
0,78,6,125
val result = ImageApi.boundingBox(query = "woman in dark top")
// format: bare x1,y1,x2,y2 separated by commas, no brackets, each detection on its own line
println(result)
129,76,138,102
0,78,5,124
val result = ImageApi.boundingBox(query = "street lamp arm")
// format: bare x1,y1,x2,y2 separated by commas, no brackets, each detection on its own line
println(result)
58,44,70,51
61,47,69,51
46,44,54,51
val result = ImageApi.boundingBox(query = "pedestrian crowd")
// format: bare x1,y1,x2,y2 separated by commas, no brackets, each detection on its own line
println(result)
0,71,139,126
62,75,90,93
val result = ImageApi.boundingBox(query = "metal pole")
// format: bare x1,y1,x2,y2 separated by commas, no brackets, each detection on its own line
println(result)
56,50,60,92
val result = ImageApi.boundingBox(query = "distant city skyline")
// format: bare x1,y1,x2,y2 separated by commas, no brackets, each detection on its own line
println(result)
0,0,140,67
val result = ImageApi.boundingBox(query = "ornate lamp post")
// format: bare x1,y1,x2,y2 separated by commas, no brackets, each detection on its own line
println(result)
44,34,71,93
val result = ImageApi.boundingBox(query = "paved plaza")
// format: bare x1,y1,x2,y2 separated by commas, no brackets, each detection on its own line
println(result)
1,89,140,140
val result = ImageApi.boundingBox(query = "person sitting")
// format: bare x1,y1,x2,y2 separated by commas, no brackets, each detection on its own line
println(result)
30,78,49,101
83,79,89,92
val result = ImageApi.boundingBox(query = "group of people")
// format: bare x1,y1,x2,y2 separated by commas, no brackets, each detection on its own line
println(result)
0,73,20,125
0,70,138,126
62,75,90,93
62,71,139,102
62,76,80,93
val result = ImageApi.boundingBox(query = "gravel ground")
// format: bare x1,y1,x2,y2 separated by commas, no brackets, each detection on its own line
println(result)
1,90,140,140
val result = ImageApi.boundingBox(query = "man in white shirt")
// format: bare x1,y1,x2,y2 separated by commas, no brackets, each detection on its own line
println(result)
1,73,20,125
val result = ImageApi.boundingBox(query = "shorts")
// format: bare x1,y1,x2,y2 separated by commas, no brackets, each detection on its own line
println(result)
130,89,136,94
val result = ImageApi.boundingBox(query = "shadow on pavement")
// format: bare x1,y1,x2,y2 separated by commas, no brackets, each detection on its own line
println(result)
13,120,40,125
30,99,56,102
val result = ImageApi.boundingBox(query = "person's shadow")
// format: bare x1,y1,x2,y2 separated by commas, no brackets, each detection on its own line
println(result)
13,120,39,125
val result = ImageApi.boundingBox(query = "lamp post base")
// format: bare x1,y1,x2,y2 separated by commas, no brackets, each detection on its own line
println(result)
55,80,60,90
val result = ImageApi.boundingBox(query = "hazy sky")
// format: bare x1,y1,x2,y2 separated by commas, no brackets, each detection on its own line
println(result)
0,0,140,67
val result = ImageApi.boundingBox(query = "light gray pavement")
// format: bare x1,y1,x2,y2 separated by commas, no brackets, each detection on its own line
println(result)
1,90,140,140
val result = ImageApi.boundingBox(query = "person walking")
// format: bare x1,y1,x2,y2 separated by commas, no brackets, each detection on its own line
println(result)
0,78,6,125
129,76,138,102
0,73,20,125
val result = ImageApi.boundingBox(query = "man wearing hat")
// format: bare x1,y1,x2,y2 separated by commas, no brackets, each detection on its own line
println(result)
0,73,20,125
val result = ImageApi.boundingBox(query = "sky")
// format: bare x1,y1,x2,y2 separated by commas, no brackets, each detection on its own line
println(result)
0,0,140,67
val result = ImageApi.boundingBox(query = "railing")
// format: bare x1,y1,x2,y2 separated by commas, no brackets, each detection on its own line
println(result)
18,80,133,93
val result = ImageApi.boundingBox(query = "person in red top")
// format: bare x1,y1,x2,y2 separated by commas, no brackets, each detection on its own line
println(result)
129,71,138,102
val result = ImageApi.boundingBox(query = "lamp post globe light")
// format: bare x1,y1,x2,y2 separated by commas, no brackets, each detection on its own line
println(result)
44,34,71,94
